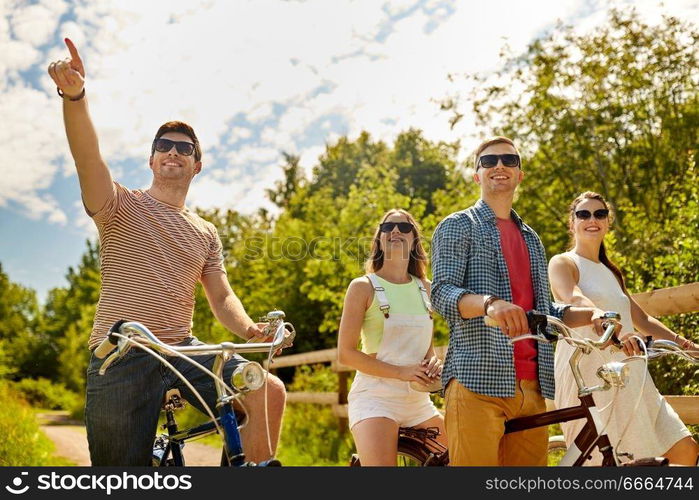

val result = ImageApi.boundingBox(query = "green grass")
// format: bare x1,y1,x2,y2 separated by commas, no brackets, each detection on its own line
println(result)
0,382,75,466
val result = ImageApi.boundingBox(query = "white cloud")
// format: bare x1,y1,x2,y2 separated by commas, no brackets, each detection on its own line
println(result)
10,0,67,46
0,84,69,223
224,146,281,169
227,126,253,143
299,144,325,175
2,0,698,233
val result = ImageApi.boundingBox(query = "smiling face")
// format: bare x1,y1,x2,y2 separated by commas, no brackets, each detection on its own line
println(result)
473,142,524,197
379,211,416,259
149,131,202,184
570,197,610,244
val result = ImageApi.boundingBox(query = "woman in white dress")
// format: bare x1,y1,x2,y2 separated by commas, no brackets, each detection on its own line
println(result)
548,191,698,465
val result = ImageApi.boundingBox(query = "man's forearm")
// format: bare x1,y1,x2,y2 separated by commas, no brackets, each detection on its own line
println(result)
212,293,256,340
457,293,488,319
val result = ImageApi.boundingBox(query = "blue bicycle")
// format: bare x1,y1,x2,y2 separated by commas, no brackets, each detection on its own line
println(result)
94,311,294,466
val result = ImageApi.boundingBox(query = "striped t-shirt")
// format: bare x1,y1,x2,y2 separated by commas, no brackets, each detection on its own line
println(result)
87,182,226,350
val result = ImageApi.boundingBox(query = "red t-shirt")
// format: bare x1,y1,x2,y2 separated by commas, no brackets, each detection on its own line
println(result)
497,218,537,380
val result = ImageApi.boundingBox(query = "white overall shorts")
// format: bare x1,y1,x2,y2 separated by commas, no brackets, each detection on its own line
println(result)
347,274,441,429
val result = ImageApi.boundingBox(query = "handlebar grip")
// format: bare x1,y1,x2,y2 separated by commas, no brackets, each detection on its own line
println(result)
639,335,653,350
610,332,622,348
483,311,548,334
93,319,127,359
94,336,117,359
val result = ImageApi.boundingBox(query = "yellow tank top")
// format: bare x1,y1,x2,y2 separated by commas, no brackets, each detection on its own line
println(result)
360,275,430,354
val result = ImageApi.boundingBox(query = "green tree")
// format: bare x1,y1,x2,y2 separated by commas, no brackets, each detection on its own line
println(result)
42,241,101,392
392,129,455,215
265,153,306,214
0,263,47,378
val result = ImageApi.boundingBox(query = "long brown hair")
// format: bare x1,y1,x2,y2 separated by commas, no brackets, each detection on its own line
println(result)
364,209,427,279
568,191,627,292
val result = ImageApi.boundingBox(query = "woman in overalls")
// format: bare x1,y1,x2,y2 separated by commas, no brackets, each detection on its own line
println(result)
338,209,446,465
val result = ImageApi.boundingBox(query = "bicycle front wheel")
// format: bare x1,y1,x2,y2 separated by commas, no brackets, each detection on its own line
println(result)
547,435,568,466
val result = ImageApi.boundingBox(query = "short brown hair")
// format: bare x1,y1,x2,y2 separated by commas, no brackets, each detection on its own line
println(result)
473,136,519,170
364,209,428,279
151,121,202,162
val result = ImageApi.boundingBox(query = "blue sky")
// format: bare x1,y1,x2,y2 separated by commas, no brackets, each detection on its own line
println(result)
1,0,697,301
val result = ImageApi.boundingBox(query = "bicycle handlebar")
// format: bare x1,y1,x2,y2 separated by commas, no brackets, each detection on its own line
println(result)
637,338,699,364
94,311,295,372
483,310,621,347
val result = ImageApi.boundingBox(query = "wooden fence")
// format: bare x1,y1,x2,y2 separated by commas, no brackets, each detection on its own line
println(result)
265,282,699,427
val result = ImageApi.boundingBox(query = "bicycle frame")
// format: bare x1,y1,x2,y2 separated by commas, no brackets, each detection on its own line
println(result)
505,393,617,466
153,393,241,466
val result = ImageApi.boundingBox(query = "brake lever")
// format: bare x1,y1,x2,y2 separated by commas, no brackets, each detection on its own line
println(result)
600,318,625,349
98,350,121,375
526,311,556,342
280,322,296,349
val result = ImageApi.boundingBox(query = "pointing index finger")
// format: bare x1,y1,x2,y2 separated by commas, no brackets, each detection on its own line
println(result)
65,38,80,59
64,38,84,70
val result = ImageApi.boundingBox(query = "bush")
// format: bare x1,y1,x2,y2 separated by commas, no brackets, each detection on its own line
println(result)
11,377,81,412
276,364,355,465
0,382,63,465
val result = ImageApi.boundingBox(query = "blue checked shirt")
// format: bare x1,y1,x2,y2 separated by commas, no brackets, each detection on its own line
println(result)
431,199,567,399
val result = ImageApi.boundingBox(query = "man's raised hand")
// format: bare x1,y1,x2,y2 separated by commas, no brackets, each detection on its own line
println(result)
48,38,85,98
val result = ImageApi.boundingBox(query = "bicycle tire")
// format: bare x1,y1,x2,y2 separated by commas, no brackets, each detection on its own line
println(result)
397,438,435,466
547,435,568,466
349,437,445,466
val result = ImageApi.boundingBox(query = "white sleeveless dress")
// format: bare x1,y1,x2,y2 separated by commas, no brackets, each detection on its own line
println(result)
553,252,690,464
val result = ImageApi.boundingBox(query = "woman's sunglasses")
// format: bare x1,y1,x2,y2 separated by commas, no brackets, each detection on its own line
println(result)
575,209,609,220
153,138,196,156
379,222,414,233
477,154,520,169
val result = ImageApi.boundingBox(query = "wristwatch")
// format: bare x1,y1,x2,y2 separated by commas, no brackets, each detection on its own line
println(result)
483,294,502,314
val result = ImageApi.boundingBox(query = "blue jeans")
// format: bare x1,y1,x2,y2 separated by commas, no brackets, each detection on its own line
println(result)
85,337,246,466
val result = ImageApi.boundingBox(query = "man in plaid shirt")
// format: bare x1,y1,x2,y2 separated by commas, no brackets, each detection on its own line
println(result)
431,136,610,466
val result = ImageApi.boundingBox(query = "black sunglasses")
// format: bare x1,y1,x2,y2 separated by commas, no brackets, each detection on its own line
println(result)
575,209,610,220
379,222,414,233
477,154,520,169
153,138,196,156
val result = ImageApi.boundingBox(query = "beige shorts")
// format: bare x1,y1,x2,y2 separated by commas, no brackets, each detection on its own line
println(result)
348,378,440,429
444,378,547,466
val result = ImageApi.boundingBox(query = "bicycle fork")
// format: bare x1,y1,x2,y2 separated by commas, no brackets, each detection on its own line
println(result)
213,355,246,466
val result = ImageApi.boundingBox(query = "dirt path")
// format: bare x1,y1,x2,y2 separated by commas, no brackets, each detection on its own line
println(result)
39,413,222,466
